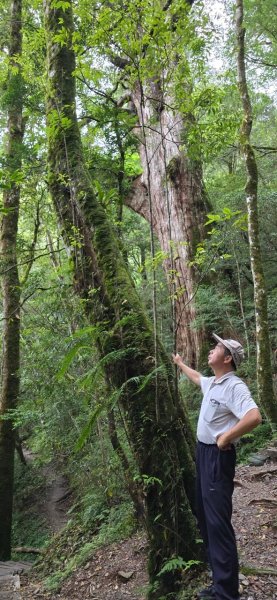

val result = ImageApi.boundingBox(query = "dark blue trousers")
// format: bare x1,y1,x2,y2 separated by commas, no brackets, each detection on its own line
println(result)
196,441,239,600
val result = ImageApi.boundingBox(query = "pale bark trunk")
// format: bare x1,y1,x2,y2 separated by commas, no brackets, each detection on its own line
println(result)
126,83,209,367
0,0,23,560
236,0,277,424
43,1,200,596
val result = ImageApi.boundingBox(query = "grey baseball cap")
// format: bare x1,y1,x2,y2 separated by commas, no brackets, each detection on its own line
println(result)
212,333,245,368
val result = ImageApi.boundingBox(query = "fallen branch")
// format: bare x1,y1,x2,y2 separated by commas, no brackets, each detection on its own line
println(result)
13,546,43,554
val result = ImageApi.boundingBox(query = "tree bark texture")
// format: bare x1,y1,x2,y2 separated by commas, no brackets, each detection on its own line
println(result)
0,0,23,560
126,82,209,367
236,0,277,424
43,1,200,596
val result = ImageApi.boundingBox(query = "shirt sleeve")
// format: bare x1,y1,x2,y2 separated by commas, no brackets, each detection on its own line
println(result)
200,376,214,395
227,381,258,419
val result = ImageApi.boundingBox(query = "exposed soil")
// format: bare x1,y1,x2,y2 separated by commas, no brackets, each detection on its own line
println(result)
24,450,72,534
20,460,277,600
39,463,72,534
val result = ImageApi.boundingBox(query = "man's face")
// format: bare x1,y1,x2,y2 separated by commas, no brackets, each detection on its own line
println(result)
208,342,230,369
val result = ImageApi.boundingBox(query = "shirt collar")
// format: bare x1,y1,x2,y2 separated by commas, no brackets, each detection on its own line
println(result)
213,371,236,385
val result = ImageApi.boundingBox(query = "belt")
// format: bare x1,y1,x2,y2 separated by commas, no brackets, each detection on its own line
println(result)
197,440,217,446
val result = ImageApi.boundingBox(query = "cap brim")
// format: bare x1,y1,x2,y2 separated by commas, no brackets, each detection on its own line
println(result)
212,333,225,345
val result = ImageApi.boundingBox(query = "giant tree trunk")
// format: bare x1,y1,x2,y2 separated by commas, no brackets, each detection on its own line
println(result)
44,1,200,596
125,83,209,367
0,0,23,560
236,0,277,424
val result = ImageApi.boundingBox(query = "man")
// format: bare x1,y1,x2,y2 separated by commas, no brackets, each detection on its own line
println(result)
172,334,262,600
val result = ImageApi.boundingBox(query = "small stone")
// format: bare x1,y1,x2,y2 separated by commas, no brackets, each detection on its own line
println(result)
239,574,250,586
117,570,134,582
248,455,266,466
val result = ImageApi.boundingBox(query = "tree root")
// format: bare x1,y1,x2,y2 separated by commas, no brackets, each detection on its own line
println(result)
250,466,277,479
248,498,277,506
241,563,277,577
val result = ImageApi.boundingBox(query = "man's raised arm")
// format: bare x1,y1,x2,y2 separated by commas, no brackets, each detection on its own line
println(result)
172,353,201,386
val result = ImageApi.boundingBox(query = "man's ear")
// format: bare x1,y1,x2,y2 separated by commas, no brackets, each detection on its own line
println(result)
224,354,233,365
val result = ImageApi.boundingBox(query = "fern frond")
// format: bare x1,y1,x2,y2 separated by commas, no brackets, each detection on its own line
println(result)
135,364,166,394
78,347,137,389
64,323,108,342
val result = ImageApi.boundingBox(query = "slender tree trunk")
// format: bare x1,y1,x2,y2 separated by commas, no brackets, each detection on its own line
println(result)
236,0,277,424
126,82,209,367
0,0,23,560
43,1,200,596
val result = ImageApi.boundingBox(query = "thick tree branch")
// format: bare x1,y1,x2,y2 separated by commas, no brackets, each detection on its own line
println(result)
125,175,150,222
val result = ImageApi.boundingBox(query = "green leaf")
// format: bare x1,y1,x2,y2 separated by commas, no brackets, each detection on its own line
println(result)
135,365,166,394
74,404,103,452
157,557,201,577
57,341,90,379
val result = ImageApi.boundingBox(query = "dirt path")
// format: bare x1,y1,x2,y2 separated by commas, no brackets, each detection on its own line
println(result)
24,451,71,534
20,461,277,600
39,464,71,533
0,574,21,600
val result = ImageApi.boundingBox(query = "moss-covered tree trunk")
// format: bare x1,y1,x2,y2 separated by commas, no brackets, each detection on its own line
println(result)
43,0,200,596
0,0,23,560
236,0,277,424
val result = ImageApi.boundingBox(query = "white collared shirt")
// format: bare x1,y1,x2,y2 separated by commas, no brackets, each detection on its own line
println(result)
197,372,258,444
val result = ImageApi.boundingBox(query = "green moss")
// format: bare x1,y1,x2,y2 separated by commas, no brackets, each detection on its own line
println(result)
166,156,182,185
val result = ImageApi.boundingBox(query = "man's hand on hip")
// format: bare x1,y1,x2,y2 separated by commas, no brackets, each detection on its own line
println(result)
216,433,232,450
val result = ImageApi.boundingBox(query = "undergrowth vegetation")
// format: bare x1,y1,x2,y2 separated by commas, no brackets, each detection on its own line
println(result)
38,499,135,591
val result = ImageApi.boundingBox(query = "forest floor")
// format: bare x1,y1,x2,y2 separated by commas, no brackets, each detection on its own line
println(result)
19,459,277,600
